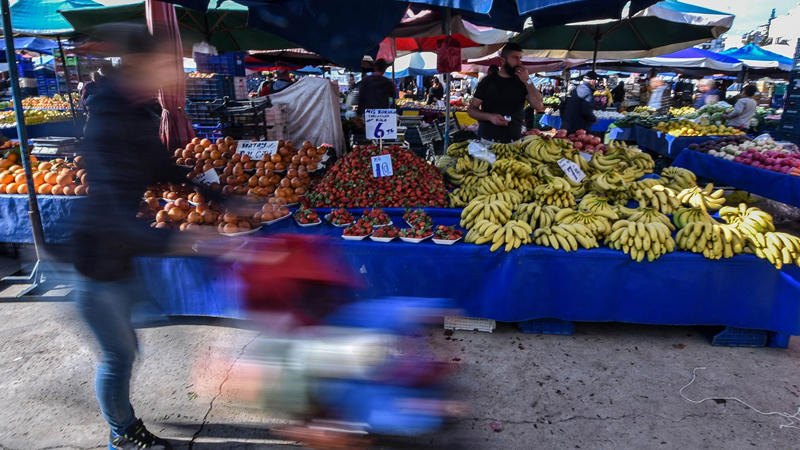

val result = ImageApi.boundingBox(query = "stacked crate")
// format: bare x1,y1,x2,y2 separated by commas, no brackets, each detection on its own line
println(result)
778,39,800,144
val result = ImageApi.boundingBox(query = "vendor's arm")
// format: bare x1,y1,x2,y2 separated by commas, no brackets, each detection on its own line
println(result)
467,97,509,126
725,99,745,119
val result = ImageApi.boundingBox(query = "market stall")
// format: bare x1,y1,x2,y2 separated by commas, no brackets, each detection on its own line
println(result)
632,125,723,158
539,113,617,133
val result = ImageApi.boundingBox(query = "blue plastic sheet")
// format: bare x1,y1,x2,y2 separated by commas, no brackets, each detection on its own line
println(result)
0,119,84,140
128,208,800,338
672,150,800,208
633,125,717,158
0,194,86,244
539,114,615,132
607,126,634,141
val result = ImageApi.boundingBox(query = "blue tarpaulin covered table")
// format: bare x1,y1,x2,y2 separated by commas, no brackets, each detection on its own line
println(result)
539,114,615,133
672,150,800,208
0,194,86,243
2,199,799,346
607,126,635,141
0,119,84,139
633,125,721,159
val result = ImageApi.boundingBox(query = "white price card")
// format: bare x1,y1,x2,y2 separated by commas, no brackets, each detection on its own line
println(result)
371,154,394,178
194,168,220,185
365,109,397,140
236,140,279,160
579,152,593,162
557,158,586,183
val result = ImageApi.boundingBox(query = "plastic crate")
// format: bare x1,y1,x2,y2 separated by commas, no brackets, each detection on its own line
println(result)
195,52,246,76
192,123,222,141
185,100,221,124
706,326,768,347
518,318,575,335
48,87,60,97
444,316,496,333
47,78,58,87
186,75,234,101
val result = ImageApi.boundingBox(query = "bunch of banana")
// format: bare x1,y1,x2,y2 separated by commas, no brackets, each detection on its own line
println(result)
659,167,697,191
512,203,561,230
446,141,470,157
524,136,562,163
449,191,468,208
459,198,514,229
533,176,576,208
630,152,656,173
676,183,725,211
590,153,624,172
627,207,676,231
724,190,757,205
492,158,532,177
592,171,627,193
533,223,599,251
465,219,533,252
485,190,524,207
719,204,775,235
476,173,512,195
605,220,675,262
630,184,681,214
456,156,490,176
555,208,616,239
490,142,523,160
676,222,744,260
612,204,639,220
449,186,481,207
617,167,646,184
570,180,591,199
628,178,662,191
435,155,454,170
534,163,556,178
745,232,800,269
672,207,716,229
579,193,619,219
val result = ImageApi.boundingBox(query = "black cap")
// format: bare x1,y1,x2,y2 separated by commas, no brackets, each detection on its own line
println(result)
584,71,599,80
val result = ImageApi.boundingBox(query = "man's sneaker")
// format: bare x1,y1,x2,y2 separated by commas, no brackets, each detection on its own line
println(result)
109,419,172,450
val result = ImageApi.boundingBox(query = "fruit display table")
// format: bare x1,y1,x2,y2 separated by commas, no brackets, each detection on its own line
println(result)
0,194,86,243
539,114,616,133
632,125,725,159
126,208,800,348
0,119,84,139
672,150,800,208
607,126,635,141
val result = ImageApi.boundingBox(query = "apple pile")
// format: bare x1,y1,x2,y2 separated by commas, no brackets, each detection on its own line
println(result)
734,149,800,175
566,129,606,154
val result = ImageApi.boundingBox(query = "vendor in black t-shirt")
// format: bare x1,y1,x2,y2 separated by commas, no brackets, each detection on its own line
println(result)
467,43,544,143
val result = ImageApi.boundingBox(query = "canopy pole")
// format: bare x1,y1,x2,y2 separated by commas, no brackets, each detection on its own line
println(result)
56,36,80,138
1,0,46,295
443,8,452,152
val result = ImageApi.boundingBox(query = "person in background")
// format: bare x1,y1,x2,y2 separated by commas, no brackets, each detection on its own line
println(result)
467,42,544,143
542,81,555,97
561,71,598,134
487,65,499,76
695,79,722,108
426,77,444,104
726,84,758,129
595,83,613,109
647,78,671,116
611,82,625,110
356,59,395,118
257,71,272,97
271,68,295,94
348,74,356,91
80,71,103,111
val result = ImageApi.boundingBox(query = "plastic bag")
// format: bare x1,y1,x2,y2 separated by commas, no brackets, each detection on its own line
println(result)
436,36,461,74
468,140,496,165
193,41,217,56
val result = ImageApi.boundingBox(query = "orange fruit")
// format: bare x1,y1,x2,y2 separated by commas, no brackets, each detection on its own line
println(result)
5,183,18,194
44,172,58,185
14,172,26,184
16,183,27,194
0,173,12,184
38,183,53,195
51,185,64,195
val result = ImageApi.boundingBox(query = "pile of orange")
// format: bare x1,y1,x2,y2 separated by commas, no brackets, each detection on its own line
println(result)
0,155,88,196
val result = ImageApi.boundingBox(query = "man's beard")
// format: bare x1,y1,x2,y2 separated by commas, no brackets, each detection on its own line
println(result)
504,62,517,77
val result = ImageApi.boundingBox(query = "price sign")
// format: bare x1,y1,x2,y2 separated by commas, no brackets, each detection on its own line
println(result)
365,109,397,140
371,154,394,178
194,168,220,185
557,158,586,183
236,140,280,160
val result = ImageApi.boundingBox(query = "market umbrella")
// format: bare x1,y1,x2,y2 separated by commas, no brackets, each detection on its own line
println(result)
60,0,299,54
720,44,794,71
0,37,58,60
464,52,586,73
637,47,743,72
385,52,439,78
511,0,734,69
8,0,102,36
146,0,195,153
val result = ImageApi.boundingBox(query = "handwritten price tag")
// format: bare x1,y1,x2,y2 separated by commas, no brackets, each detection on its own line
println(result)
236,140,279,160
366,109,397,140
194,168,220,185
557,158,586,183
371,154,394,178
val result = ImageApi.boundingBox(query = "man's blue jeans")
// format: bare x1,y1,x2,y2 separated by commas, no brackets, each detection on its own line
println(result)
77,276,139,436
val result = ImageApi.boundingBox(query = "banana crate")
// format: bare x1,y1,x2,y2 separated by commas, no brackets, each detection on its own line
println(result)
444,316,496,333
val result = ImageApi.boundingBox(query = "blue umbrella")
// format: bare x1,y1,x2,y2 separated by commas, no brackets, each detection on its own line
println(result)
9,0,103,36
720,44,793,71
638,47,743,72
0,38,58,60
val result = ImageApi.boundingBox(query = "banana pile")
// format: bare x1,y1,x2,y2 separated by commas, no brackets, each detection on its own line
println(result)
449,187,478,207
491,160,539,198
490,142,523,160
443,156,490,187
475,173,525,207
718,204,775,235
659,167,696,192
464,220,533,252
590,153,624,172
675,222,744,260
579,193,618,219
533,224,599,251
459,198,513,229
512,203,561,230
555,208,616,239
630,184,681,214
626,207,676,231
533,176,576,208
745,232,800,269
676,183,725,211
522,136,564,163
672,207,716,228
605,220,675,262
591,171,627,193
612,205,640,219
446,141,470,157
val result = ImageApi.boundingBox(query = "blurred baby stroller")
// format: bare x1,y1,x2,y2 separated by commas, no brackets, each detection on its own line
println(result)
212,234,461,449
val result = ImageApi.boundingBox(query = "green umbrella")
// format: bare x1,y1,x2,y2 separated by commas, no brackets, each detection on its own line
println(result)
511,0,734,69
60,0,298,53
